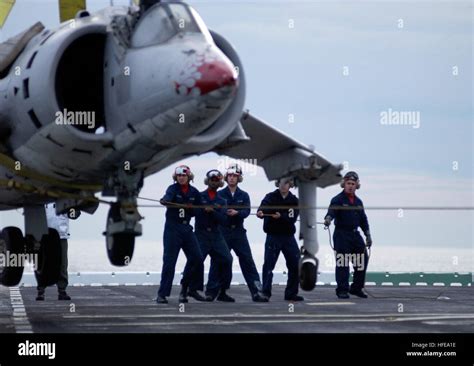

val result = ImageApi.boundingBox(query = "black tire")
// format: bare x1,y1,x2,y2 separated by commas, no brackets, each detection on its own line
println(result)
0,227,25,286
34,228,62,287
299,258,318,291
106,203,135,266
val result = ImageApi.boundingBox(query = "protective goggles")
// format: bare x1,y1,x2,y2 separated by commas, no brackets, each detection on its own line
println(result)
207,170,223,181
175,166,191,176
226,166,242,176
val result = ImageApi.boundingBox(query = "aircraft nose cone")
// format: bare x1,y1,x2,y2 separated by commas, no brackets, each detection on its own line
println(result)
195,60,237,95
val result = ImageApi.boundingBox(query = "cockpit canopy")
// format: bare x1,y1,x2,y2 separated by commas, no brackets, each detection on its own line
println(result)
131,2,213,48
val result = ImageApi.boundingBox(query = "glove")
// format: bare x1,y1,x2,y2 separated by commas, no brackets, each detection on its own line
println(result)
324,215,332,227
365,234,373,248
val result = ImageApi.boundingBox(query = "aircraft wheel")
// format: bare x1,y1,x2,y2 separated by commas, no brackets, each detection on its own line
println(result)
299,257,319,291
106,203,135,266
34,229,62,287
0,227,25,286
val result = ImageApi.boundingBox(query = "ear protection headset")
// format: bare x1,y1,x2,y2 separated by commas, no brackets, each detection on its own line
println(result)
275,177,295,188
172,165,194,182
340,171,361,189
204,169,225,187
224,164,243,183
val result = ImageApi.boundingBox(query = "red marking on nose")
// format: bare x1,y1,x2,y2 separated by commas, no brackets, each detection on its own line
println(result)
195,61,237,95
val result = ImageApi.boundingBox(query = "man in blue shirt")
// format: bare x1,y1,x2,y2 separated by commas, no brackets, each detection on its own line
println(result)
156,165,207,304
186,169,235,302
208,164,268,302
324,171,372,299
257,178,303,302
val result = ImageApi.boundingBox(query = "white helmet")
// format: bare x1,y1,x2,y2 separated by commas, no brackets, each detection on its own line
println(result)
225,164,243,183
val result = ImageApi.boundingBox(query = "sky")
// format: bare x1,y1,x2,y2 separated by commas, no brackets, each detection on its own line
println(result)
0,0,472,272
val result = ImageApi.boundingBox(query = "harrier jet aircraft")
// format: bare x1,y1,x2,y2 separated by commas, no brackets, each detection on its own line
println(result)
0,0,342,290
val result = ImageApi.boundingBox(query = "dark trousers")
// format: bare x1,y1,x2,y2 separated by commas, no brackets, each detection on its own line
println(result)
158,223,203,298
208,227,262,296
333,229,369,294
186,230,233,297
262,234,300,298
37,239,68,293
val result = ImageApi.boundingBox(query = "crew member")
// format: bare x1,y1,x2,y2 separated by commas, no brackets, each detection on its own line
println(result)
186,169,234,302
156,165,207,304
208,164,268,302
324,171,372,299
257,177,303,302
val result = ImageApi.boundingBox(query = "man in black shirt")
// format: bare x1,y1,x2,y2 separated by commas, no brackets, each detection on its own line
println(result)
257,178,303,302
324,171,372,299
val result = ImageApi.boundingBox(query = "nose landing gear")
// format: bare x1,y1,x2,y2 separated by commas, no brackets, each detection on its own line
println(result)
297,180,320,291
299,248,319,291
103,168,144,266
105,201,141,266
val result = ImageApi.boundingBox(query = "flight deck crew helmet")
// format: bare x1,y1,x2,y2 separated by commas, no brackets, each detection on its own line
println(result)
224,164,243,183
275,177,295,188
173,165,194,182
204,169,224,187
340,171,360,189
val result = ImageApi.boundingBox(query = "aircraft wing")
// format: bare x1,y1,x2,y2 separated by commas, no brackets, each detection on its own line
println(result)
0,0,15,28
214,111,343,188
0,0,86,27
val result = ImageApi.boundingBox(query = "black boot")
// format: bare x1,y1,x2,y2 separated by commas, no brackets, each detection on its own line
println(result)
252,292,269,303
187,289,207,302
284,294,304,302
217,290,235,302
337,291,350,299
204,292,217,302
349,288,368,298
179,286,189,303
36,291,45,301
156,295,168,304
58,290,71,301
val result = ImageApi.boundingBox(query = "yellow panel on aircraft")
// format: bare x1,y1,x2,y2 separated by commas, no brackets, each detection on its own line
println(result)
0,0,15,28
58,0,86,22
